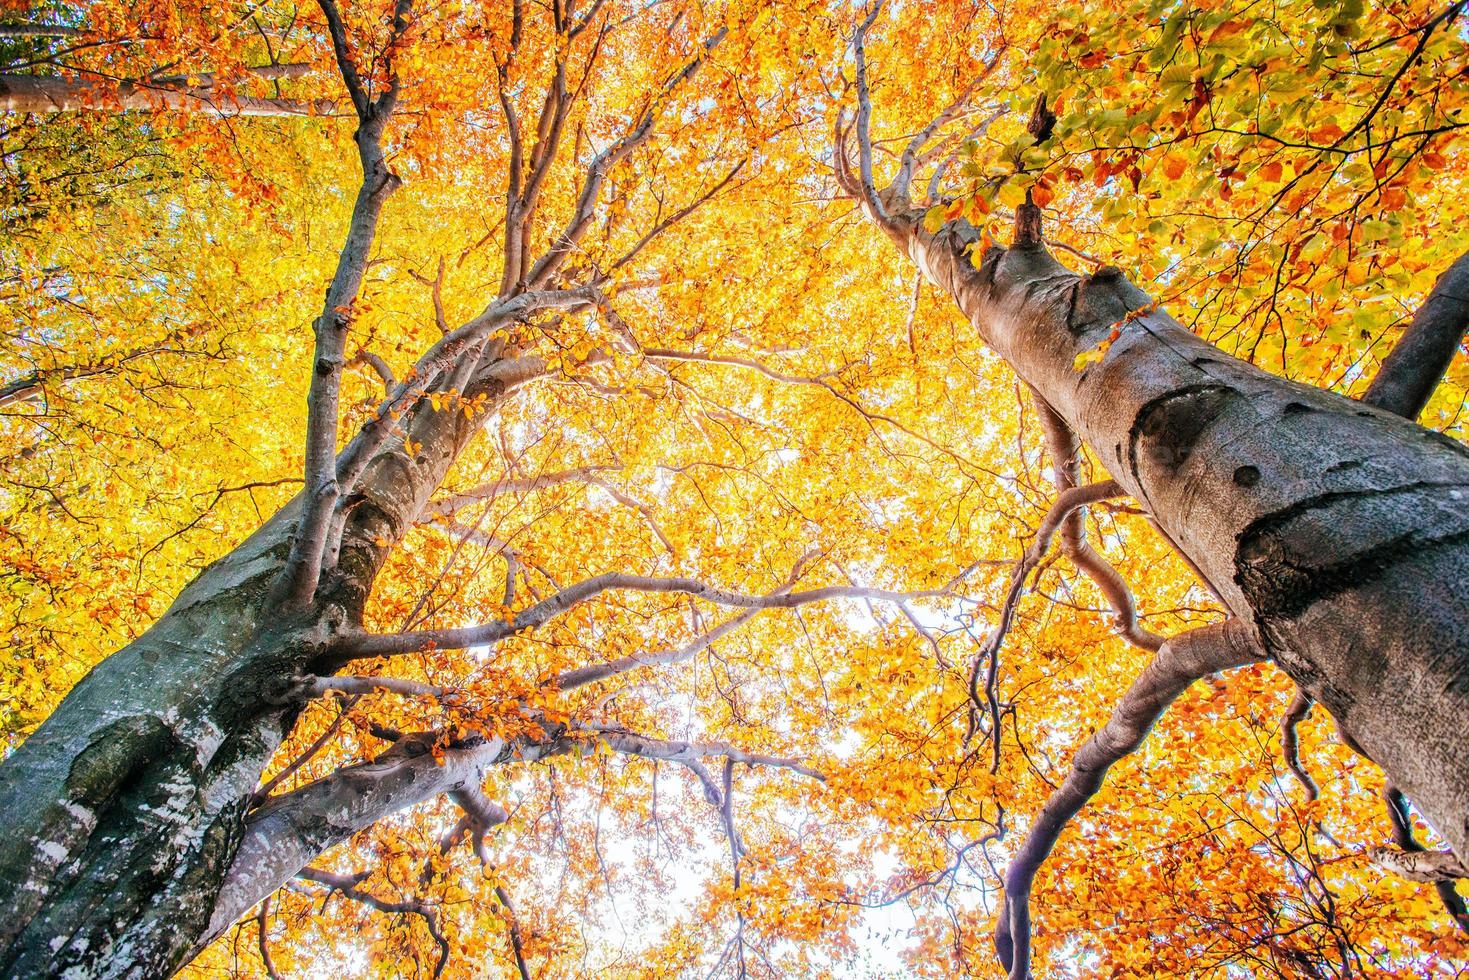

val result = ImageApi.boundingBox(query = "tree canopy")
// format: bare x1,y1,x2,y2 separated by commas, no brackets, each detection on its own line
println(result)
1,0,1467,976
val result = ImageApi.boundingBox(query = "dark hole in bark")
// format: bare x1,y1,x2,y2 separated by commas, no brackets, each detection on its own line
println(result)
1234,465,1261,487
1283,402,1312,415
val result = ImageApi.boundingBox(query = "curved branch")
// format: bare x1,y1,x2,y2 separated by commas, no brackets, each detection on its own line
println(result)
964,479,1124,755
297,867,450,977
1034,397,1166,652
995,619,1263,979
1280,690,1319,800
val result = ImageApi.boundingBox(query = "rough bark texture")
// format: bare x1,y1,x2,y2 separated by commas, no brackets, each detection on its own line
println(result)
0,358,534,977
890,212,1469,858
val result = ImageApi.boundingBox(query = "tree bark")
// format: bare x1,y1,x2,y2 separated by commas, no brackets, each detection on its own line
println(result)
883,209,1469,858
0,356,538,977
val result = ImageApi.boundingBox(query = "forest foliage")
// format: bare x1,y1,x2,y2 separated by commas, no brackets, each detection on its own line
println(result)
1,0,1467,975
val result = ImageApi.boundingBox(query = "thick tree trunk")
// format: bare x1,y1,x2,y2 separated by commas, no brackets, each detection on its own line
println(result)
892,212,1469,857
0,357,540,976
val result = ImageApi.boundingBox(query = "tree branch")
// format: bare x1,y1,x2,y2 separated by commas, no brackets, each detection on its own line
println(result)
426,465,621,518
1370,846,1469,882
964,479,1124,757
1361,249,1469,421
276,0,414,608
608,159,747,273
338,572,945,661
849,3,890,226
551,606,763,691
0,72,337,116
995,620,1263,979
495,885,534,980
297,866,450,977
523,26,727,291
1033,397,1166,651
1383,785,1469,931
1280,689,1319,800
294,674,447,700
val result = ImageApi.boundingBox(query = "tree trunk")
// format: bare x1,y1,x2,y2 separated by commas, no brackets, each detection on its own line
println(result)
890,211,1469,857
0,356,540,976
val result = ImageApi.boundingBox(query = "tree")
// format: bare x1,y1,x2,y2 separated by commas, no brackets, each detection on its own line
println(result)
1,0,1467,977
831,0,1469,974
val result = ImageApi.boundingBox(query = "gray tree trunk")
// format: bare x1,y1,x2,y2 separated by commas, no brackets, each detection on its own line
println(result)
892,210,1469,858
0,357,535,977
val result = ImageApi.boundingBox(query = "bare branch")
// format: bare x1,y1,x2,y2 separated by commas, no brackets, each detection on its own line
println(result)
1280,689,1319,800
338,572,946,661
995,620,1263,979
964,479,1124,755
524,27,727,291
609,160,747,273
0,23,81,37
552,606,762,691
850,3,889,224
1034,397,1166,651
495,885,534,980
347,348,395,392
1361,249,1469,421
890,52,1004,204
0,73,337,116
593,725,825,785
208,732,530,945
448,785,509,831
1370,846,1469,882
316,0,369,120
427,465,621,518
297,866,450,977
256,895,282,980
